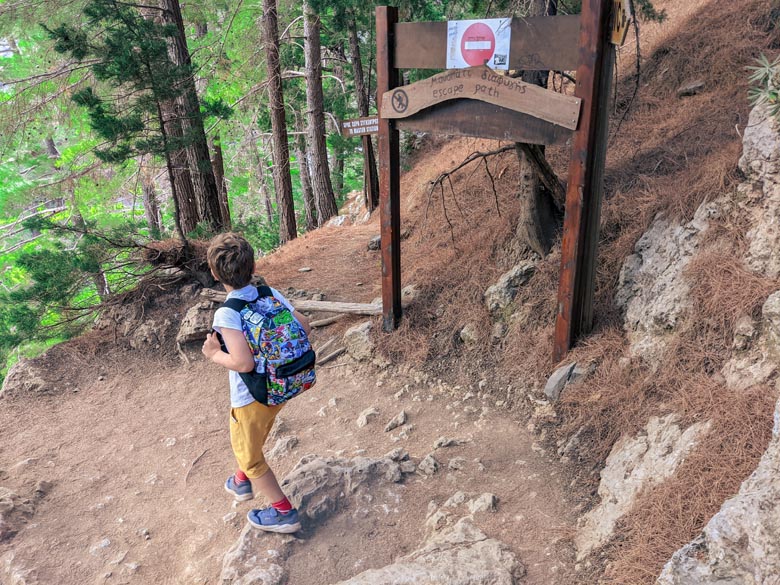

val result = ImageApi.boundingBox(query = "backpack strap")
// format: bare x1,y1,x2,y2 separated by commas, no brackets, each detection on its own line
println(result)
220,286,273,313
221,297,249,313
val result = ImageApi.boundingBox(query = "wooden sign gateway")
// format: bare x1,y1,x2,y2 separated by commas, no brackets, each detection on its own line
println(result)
341,116,380,137
380,66,581,130
376,1,616,363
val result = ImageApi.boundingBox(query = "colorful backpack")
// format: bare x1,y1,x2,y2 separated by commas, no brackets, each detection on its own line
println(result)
220,286,316,406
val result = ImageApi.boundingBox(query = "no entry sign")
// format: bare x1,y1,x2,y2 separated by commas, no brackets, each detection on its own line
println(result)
447,18,511,70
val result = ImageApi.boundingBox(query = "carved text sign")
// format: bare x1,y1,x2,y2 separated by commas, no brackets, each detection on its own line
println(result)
380,66,581,130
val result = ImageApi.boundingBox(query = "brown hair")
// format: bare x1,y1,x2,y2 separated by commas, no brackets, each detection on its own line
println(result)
207,232,255,288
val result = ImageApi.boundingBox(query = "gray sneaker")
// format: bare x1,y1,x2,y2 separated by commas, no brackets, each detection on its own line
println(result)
224,474,253,502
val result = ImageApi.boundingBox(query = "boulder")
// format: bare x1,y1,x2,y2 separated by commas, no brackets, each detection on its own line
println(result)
267,436,298,460
344,321,374,362
484,261,536,313
368,235,381,251
175,302,215,345
543,362,590,401
334,517,523,585
222,454,408,583
459,323,479,344
384,411,407,432
575,414,711,559
0,360,47,399
0,488,34,542
658,397,780,584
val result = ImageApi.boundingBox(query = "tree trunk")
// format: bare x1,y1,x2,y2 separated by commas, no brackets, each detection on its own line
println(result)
263,0,297,242
513,0,560,257
210,134,231,229
161,100,200,235
141,163,163,238
294,127,317,231
246,129,275,227
303,1,338,226
160,0,224,234
347,18,379,212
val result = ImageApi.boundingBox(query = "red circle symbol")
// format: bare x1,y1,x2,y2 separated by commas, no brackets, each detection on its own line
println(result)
460,22,496,67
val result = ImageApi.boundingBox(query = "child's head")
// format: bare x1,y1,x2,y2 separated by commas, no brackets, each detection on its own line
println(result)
207,232,255,288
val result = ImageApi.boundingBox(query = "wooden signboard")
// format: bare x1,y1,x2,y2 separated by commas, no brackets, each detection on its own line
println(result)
377,3,615,364
380,66,581,130
341,116,380,137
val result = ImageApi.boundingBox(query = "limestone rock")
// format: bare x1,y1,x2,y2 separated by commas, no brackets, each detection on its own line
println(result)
739,105,780,278
677,79,705,97
175,302,214,345
575,414,711,559
356,407,379,428
659,396,780,584
0,489,34,541
615,200,722,364
468,493,498,514
129,318,170,350
0,359,47,399
484,261,536,313
280,455,405,522
223,455,408,583
344,321,374,362
220,524,289,585
544,362,577,401
334,517,524,585
722,291,780,390
368,235,381,251
433,437,465,449
418,454,440,476
2,553,36,585
384,411,407,432
459,323,479,344
268,436,298,460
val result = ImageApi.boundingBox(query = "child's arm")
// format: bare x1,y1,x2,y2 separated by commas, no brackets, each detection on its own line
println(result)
293,310,312,336
202,328,256,372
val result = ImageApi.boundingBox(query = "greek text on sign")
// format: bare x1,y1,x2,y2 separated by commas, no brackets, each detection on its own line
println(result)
341,116,379,137
447,18,511,71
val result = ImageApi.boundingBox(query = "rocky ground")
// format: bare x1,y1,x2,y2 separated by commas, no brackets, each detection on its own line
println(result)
0,336,581,584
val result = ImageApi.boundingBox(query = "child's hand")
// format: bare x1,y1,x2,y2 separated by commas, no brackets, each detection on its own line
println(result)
202,332,221,360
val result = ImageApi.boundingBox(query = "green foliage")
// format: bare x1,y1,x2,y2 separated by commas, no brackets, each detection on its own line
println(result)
748,54,780,119
633,0,667,23
43,0,191,165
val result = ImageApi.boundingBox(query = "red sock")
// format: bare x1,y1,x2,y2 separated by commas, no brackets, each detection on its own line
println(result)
271,497,293,514
235,470,249,483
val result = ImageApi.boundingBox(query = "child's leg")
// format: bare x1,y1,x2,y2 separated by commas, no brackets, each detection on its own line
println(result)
250,468,286,504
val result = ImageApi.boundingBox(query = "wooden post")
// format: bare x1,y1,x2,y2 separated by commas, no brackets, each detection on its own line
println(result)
553,0,614,363
377,6,402,331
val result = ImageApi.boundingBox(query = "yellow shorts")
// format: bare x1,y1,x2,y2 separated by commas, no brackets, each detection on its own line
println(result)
229,401,284,478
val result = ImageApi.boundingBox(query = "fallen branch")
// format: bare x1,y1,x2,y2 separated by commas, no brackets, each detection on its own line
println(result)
184,448,209,484
317,336,338,356
200,289,382,315
310,314,346,328
317,346,346,366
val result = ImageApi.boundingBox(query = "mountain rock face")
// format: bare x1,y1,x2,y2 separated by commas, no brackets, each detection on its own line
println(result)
655,105,780,583
577,104,780,573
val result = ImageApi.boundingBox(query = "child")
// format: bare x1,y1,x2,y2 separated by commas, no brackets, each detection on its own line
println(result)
201,232,311,534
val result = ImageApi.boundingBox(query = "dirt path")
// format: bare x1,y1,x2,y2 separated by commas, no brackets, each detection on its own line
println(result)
0,343,578,584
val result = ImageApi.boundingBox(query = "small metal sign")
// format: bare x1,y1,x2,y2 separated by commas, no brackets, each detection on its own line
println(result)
341,116,380,137
447,18,511,70
611,0,632,46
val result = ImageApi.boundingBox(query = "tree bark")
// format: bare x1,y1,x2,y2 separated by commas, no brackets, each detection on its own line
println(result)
210,134,231,229
513,0,560,257
303,1,338,226
263,0,297,242
294,126,317,231
346,17,379,212
141,162,163,238
161,100,199,235
160,0,224,234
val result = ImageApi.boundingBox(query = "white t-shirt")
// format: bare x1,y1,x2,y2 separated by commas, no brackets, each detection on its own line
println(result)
212,285,295,408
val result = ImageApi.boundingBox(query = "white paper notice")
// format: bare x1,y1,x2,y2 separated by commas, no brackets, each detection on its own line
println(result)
446,18,512,71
